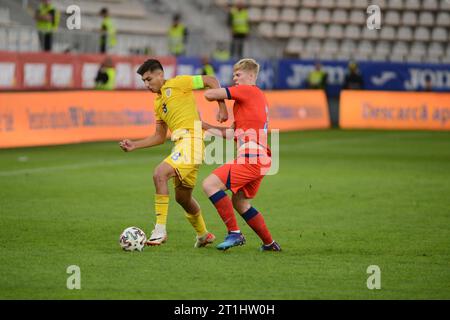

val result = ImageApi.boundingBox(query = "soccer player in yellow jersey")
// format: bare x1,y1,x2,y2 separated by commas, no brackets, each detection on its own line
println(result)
119,59,228,247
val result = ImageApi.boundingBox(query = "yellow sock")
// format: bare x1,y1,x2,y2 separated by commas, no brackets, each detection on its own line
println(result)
155,194,169,225
185,210,207,237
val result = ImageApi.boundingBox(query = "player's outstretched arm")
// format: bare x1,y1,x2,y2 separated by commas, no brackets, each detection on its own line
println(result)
201,75,221,90
204,88,228,101
119,121,168,152
202,121,234,140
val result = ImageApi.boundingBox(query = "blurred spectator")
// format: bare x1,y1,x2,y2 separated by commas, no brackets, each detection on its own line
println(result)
34,0,60,52
307,61,327,90
95,56,116,90
144,47,154,55
343,61,364,90
200,56,215,76
212,42,231,62
99,8,117,54
168,14,188,57
424,74,433,92
228,1,249,59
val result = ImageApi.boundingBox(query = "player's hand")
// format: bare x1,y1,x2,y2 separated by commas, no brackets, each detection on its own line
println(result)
202,121,211,131
119,139,136,152
216,101,228,123
217,109,228,123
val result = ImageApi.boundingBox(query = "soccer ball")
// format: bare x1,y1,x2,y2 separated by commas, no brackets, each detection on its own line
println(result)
119,227,146,252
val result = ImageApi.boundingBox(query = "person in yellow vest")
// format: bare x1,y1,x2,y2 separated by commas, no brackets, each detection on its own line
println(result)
212,42,231,62
200,56,215,76
228,1,249,59
307,61,327,90
34,0,60,52
95,56,116,90
168,14,188,57
99,8,117,54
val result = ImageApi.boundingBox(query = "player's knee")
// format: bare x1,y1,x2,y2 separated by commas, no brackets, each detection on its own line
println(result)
153,167,169,184
232,202,245,214
152,171,161,184
201,177,211,193
232,197,250,214
232,198,239,210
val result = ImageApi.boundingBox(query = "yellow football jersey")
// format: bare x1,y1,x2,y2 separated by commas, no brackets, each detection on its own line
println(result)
154,75,204,138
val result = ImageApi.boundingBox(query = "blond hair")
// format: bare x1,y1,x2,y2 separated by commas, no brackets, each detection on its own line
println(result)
233,58,260,78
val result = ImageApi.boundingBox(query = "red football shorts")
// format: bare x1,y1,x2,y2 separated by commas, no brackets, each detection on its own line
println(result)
212,157,271,199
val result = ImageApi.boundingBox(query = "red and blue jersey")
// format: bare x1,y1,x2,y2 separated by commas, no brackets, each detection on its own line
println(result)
225,85,271,158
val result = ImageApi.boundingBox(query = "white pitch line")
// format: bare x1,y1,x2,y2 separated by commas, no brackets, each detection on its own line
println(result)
0,158,158,177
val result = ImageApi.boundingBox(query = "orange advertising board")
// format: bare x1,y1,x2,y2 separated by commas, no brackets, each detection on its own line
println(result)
0,90,329,148
264,90,330,131
340,90,450,130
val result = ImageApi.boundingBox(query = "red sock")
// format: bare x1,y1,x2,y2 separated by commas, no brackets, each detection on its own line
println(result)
209,191,239,232
242,207,273,245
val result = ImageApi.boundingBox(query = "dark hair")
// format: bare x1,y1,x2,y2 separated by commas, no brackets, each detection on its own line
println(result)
100,7,108,15
137,59,163,76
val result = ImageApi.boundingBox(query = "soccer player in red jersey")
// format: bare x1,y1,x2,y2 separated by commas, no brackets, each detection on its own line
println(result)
202,58,281,251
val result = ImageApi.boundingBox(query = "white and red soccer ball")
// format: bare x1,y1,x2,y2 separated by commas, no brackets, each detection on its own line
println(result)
119,227,146,251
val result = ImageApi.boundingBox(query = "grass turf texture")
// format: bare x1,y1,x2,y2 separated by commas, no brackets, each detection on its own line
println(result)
0,130,449,299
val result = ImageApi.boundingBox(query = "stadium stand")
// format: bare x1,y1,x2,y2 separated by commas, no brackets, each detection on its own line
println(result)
218,0,450,63
0,0,174,54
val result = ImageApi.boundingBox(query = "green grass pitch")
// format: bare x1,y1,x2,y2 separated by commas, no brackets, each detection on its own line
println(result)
0,130,449,299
